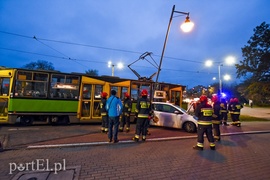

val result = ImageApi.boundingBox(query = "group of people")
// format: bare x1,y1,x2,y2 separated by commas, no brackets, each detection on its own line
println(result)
193,95,243,151
100,89,152,143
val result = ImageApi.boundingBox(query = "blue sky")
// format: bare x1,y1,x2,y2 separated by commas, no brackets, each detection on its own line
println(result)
1,0,270,88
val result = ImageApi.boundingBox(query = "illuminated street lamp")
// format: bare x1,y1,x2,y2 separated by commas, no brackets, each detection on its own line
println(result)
108,61,123,76
155,5,194,89
205,56,235,95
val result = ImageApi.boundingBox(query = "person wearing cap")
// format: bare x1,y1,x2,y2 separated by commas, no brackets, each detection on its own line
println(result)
106,89,123,143
193,95,215,150
132,89,152,142
119,92,132,133
100,92,108,133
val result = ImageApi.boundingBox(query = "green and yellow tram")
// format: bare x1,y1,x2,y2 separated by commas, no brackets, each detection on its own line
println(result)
0,68,185,125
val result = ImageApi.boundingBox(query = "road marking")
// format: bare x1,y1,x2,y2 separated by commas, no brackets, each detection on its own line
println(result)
26,130,270,149
8,128,40,131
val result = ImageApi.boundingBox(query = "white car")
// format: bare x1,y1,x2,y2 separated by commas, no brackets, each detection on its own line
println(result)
150,102,198,133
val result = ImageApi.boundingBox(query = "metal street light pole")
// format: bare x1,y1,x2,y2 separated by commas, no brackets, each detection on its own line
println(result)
111,64,115,76
218,64,222,95
155,5,194,90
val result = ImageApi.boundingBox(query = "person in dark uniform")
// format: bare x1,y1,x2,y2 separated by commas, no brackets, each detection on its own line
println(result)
231,98,243,127
119,92,132,133
100,92,108,133
193,95,215,150
220,98,229,126
212,95,221,141
132,89,152,142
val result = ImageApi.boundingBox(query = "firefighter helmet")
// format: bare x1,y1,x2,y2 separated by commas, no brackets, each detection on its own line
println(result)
124,92,130,98
101,92,108,98
200,95,208,102
234,97,239,103
141,89,148,96
212,95,218,102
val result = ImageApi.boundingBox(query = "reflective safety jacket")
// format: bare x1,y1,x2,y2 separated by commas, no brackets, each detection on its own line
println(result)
220,101,228,113
212,101,221,124
231,102,243,114
122,98,132,116
100,98,107,116
195,102,213,125
136,97,151,118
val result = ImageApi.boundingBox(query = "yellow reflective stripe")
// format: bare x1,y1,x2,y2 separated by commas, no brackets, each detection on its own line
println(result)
138,114,148,118
210,143,215,147
201,108,213,116
135,134,139,138
198,121,212,125
232,112,240,114
101,112,107,116
212,120,221,124
197,143,203,147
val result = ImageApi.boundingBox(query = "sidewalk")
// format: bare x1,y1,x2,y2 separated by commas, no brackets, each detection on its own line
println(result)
241,106,270,120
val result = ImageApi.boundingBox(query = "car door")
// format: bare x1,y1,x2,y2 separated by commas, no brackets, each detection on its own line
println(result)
153,104,183,128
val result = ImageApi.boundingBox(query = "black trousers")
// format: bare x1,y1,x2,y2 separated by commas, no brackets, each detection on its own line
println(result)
135,118,148,138
197,124,215,144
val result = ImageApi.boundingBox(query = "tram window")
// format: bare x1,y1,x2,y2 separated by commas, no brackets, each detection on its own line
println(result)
94,85,103,99
50,74,80,99
0,78,10,96
120,87,128,100
14,71,49,98
82,84,92,99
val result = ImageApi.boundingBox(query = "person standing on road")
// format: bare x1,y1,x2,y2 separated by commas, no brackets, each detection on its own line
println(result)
119,92,132,133
132,89,152,142
231,98,243,127
100,92,108,133
193,95,215,150
212,95,221,141
106,90,123,143
220,98,229,126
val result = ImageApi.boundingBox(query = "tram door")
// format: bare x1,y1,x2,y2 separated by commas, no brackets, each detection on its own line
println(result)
0,77,10,123
80,84,103,121
170,90,182,106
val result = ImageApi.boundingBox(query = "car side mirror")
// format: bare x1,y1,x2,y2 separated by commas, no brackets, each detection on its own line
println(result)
174,110,180,114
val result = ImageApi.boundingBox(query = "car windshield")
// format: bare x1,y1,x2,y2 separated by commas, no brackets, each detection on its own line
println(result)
173,104,188,113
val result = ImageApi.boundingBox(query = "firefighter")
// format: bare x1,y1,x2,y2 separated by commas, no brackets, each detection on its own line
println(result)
220,98,229,126
100,92,108,133
231,98,243,127
193,95,215,150
228,98,234,122
212,95,221,141
119,92,132,133
132,89,152,142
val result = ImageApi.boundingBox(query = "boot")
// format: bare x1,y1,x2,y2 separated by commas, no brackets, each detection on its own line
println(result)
0,142,3,152
132,137,139,142
193,145,203,150
210,146,216,150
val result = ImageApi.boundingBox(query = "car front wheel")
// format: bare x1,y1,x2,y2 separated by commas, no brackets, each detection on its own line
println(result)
183,122,196,133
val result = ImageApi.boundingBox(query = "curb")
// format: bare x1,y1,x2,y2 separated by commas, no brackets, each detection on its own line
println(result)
26,130,270,149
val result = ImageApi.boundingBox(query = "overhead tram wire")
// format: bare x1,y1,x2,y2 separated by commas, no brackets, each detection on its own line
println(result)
33,36,85,67
1,47,210,75
0,30,203,65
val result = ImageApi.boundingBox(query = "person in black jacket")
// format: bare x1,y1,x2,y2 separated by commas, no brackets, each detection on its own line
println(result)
212,95,221,141
100,92,108,133
132,89,152,142
119,92,132,133
193,95,215,150
220,98,229,126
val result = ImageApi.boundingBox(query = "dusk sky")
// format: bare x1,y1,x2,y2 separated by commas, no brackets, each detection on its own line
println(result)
1,0,270,88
